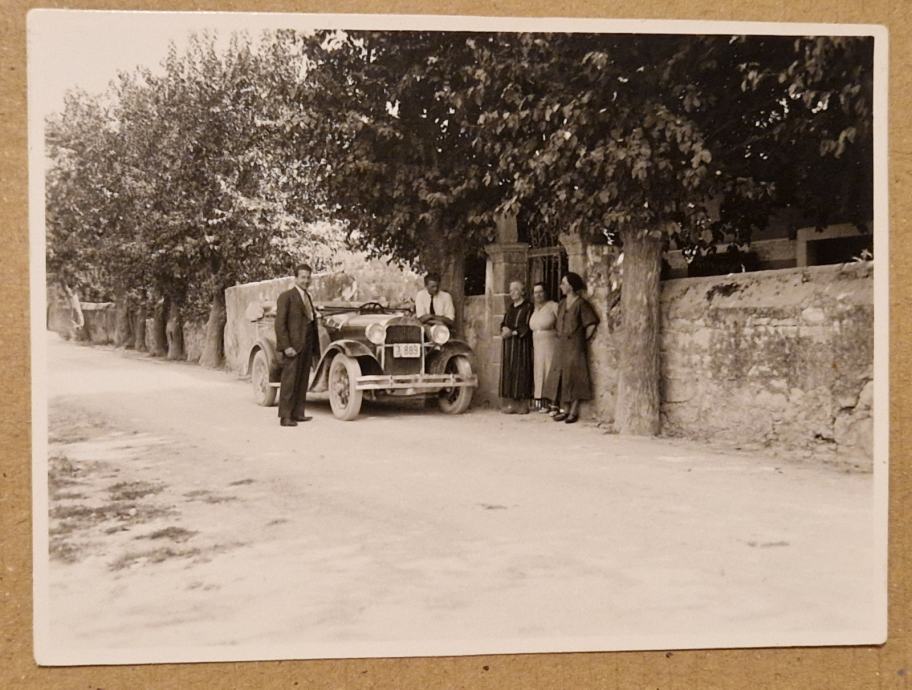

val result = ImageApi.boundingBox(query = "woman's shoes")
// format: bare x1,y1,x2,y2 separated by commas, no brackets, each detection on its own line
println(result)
564,413,579,424
552,412,568,422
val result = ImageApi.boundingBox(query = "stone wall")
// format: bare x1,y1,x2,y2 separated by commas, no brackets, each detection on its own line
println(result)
659,262,873,466
224,276,295,375
462,295,498,407
81,303,117,344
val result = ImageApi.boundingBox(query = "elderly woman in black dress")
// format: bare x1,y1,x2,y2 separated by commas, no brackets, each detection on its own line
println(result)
500,280,534,414
544,272,600,424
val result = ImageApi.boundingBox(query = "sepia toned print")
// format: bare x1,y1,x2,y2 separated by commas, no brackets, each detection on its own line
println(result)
29,11,888,665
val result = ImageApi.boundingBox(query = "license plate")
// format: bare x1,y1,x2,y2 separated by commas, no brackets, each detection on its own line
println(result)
393,343,421,358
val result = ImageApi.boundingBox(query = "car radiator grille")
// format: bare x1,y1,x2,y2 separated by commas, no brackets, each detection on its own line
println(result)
383,325,424,376
384,325,423,344
385,356,422,376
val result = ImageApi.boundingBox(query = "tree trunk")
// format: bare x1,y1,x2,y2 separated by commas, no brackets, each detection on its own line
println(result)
421,227,467,336
64,284,88,342
131,308,147,352
166,301,185,361
113,292,132,348
614,226,663,436
150,298,169,357
441,244,466,336
199,288,227,369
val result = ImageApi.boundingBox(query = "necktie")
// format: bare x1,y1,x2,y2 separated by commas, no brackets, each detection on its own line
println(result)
300,289,313,320
429,294,436,316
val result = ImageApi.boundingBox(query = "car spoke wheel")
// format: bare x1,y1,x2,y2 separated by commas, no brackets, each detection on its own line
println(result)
438,355,473,414
252,350,277,407
329,354,363,421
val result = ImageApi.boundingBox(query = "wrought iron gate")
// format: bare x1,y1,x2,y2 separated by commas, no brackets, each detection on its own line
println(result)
527,246,568,301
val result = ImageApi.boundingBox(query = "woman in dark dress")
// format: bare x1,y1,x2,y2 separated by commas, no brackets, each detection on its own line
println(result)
544,272,600,424
500,280,534,414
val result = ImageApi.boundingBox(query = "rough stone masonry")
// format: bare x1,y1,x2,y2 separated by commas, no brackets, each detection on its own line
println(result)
659,261,873,467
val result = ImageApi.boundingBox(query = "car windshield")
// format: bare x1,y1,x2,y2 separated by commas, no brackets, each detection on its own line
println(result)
318,302,408,316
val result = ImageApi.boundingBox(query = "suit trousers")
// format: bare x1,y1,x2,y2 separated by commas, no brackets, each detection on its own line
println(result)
278,350,313,419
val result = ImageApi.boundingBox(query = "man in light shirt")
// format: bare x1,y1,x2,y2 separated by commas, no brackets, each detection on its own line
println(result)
415,272,456,328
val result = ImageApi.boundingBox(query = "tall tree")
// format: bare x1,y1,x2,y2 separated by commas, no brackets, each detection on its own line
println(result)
288,30,513,327
46,31,328,364
445,32,873,434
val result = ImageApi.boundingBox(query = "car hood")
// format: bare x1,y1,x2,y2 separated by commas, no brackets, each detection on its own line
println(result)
322,310,419,331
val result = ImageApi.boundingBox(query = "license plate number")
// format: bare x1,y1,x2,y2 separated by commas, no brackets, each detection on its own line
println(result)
393,343,421,358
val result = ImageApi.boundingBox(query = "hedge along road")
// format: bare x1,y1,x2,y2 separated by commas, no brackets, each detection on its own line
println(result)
40,331,881,661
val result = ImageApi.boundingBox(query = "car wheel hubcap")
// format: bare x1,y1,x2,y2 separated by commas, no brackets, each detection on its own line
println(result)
334,367,349,406
443,360,460,402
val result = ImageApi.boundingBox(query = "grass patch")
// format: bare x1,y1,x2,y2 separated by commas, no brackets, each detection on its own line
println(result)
49,539,86,564
108,480,164,501
48,455,85,498
109,547,201,571
55,491,86,501
183,489,239,504
50,501,176,534
137,526,198,543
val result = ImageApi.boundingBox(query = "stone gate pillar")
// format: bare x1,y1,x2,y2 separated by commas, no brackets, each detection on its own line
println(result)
486,211,529,318
484,243,530,301
558,231,588,276
467,212,529,406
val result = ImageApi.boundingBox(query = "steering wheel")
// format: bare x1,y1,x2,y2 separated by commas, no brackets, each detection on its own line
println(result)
358,301,386,313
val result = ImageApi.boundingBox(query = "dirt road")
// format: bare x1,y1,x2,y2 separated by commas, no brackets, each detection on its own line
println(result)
38,333,883,663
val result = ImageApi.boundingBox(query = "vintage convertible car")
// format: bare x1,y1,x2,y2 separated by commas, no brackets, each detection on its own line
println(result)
245,300,478,421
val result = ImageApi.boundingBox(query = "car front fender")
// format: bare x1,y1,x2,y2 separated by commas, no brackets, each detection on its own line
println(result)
427,341,477,375
310,340,381,392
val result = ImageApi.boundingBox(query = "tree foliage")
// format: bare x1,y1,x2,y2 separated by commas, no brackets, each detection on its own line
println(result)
438,32,873,252
281,30,871,265
288,30,508,270
46,27,873,388
46,32,331,320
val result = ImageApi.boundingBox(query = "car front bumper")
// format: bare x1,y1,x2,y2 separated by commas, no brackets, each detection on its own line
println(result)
356,373,478,391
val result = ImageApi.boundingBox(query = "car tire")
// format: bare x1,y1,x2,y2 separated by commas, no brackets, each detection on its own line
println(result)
438,355,474,414
252,349,277,407
329,354,363,421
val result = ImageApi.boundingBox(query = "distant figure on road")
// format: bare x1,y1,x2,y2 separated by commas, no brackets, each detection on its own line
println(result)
275,264,321,427
544,272,600,424
529,282,559,412
415,272,455,329
500,280,534,414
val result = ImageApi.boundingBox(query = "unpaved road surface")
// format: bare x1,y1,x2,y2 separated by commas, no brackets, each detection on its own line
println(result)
39,333,883,662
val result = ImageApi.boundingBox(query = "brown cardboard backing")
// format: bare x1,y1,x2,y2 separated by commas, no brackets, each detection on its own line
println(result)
2,1,908,687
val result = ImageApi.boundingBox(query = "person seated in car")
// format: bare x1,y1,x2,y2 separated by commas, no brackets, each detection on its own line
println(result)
415,272,455,328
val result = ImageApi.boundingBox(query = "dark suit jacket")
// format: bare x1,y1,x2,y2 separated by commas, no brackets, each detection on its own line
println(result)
275,287,320,359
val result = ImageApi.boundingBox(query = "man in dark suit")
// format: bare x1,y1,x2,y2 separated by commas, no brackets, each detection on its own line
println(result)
275,263,321,427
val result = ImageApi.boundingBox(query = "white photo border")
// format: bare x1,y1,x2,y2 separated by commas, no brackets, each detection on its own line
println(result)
28,9,890,666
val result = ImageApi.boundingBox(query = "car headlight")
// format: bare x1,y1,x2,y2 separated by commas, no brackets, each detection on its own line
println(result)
365,323,386,345
429,323,450,345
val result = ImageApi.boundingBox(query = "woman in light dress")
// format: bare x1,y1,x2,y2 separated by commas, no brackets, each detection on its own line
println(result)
529,282,559,413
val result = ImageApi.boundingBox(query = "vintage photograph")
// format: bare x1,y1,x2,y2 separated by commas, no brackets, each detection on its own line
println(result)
29,11,888,664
